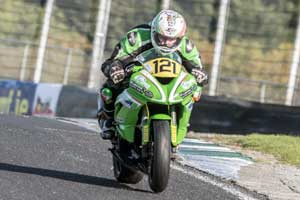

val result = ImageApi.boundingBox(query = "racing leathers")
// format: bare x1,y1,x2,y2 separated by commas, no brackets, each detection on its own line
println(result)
98,24,208,139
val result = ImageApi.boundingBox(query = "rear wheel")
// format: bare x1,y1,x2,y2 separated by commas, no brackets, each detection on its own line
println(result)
112,138,143,184
112,156,143,184
148,120,171,193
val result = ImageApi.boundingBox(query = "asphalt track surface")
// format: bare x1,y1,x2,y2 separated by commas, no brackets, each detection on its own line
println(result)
0,114,246,200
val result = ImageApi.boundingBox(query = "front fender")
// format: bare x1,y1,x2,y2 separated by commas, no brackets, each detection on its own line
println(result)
150,114,172,120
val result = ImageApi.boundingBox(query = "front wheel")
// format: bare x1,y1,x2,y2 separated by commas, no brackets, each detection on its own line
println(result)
148,120,171,193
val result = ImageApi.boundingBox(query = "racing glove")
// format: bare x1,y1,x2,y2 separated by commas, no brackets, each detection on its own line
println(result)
109,60,125,84
191,68,208,86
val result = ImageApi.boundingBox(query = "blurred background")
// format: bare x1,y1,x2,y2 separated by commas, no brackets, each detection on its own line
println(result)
0,0,300,106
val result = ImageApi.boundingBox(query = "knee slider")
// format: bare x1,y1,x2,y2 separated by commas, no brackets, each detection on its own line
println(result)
100,87,113,104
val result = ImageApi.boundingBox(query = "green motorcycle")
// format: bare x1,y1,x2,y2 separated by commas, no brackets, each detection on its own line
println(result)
109,48,202,193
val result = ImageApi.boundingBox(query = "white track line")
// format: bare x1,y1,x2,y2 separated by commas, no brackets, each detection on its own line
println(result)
171,164,259,200
183,138,214,144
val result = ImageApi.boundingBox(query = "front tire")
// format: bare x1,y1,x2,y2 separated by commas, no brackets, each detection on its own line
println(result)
148,120,171,193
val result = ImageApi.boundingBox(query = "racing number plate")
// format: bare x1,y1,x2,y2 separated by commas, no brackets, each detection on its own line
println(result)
146,58,181,77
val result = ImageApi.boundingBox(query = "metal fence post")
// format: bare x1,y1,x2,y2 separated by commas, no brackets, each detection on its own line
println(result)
34,0,55,83
63,48,73,85
161,0,171,10
209,0,231,96
285,9,300,106
20,44,30,81
88,0,111,89
260,83,266,103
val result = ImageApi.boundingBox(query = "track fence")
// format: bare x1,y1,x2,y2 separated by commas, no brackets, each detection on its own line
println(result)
0,0,300,106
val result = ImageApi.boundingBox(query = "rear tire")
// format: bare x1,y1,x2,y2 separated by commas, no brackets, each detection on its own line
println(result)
148,120,171,193
113,156,144,184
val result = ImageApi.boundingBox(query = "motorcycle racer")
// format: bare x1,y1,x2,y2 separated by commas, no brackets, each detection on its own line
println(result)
98,10,208,139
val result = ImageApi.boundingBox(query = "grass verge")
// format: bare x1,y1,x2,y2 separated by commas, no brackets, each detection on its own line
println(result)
191,133,300,166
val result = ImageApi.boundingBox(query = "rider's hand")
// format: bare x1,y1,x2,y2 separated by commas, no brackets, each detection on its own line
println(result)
191,68,208,86
109,60,125,84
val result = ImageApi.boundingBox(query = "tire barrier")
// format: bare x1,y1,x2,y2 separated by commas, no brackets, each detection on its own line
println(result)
56,85,98,118
191,95,300,135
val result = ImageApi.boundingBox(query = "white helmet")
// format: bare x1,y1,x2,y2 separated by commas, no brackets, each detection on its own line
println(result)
151,10,187,54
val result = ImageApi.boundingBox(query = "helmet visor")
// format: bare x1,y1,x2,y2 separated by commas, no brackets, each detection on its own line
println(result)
154,32,181,49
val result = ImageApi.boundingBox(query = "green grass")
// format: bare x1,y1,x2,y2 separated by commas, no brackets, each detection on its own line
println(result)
213,134,300,166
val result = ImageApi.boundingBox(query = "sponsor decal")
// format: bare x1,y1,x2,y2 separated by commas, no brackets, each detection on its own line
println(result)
166,28,176,35
144,63,152,72
137,54,145,62
181,79,194,89
144,90,153,98
135,75,150,89
32,83,62,116
186,100,194,111
179,85,197,98
122,99,133,108
130,81,153,98
186,39,195,53
0,80,36,115
167,14,175,26
130,81,144,94
127,31,138,46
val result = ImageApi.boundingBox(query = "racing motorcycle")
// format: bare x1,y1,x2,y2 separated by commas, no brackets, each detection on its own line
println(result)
106,48,202,193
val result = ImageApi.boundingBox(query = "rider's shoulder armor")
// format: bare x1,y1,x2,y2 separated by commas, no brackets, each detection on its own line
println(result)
177,37,202,69
178,37,199,60
118,24,151,57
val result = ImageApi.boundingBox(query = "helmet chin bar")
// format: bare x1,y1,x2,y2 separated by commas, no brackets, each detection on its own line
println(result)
153,41,178,54
157,45,177,54
151,30,180,54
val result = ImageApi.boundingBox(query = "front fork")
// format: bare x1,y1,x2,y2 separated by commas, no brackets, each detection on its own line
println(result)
170,106,178,147
140,105,178,147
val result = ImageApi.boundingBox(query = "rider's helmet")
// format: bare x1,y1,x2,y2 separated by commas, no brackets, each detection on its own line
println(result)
151,10,187,54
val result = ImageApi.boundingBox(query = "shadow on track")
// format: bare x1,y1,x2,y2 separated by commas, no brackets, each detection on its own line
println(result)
0,162,151,193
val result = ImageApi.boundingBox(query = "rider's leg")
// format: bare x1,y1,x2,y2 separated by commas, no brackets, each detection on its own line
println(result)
97,81,125,139
97,85,115,140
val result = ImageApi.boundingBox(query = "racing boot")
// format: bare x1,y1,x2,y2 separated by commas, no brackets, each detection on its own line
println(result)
97,87,115,140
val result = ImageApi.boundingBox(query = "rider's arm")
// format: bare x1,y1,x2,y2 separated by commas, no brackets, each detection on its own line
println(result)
101,25,151,78
101,43,122,77
178,37,208,85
